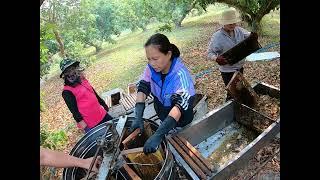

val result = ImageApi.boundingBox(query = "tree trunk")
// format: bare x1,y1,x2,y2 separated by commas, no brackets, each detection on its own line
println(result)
140,26,147,32
243,13,263,33
53,29,66,58
137,21,148,32
175,13,187,28
174,0,197,28
94,45,102,53
87,42,102,53
249,17,262,33
174,22,182,28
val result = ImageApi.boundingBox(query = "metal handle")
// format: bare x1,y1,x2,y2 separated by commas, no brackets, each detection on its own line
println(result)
85,123,112,180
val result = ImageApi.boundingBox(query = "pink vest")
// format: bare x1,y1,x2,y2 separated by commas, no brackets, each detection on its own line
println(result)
63,79,107,128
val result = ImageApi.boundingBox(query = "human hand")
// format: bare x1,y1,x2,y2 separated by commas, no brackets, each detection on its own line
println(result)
129,117,144,135
83,156,102,173
129,103,145,134
77,120,87,130
216,55,228,65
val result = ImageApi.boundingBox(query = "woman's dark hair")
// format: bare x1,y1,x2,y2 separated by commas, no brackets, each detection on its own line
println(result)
144,33,180,60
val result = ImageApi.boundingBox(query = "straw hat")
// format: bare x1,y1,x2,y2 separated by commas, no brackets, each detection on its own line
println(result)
219,8,241,25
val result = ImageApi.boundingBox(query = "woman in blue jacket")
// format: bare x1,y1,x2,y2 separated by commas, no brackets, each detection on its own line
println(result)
130,33,196,154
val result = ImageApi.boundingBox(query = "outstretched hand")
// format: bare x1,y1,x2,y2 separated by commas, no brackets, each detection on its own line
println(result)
216,55,228,65
84,156,102,173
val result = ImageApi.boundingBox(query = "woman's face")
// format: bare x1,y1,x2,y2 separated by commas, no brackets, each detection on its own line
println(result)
63,66,80,83
145,45,172,73
224,23,237,32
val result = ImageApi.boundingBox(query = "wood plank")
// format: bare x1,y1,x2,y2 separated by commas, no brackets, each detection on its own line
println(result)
173,136,212,176
121,147,144,155
105,96,112,108
127,94,136,105
176,135,214,172
130,93,137,100
125,97,133,108
123,163,142,180
124,98,132,110
122,128,141,148
123,97,132,109
127,97,135,109
127,83,137,95
121,98,131,111
120,99,130,110
167,137,207,179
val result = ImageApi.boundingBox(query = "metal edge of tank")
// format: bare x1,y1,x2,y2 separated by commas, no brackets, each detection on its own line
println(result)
212,82,280,179
210,117,280,180
170,82,280,179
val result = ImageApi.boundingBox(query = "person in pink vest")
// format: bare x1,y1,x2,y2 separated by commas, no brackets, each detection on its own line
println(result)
60,58,113,133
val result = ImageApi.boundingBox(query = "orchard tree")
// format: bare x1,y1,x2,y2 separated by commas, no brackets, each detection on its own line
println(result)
197,0,280,32
40,0,77,57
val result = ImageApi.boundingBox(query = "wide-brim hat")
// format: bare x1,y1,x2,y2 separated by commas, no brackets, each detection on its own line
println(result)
59,58,80,78
219,8,241,25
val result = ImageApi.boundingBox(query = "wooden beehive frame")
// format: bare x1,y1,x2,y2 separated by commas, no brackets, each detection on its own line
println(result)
118,122,165,179
226,71,259,107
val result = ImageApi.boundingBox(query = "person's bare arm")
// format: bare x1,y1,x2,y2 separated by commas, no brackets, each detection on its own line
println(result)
136,91,147,103
168,106,182,121
40,148,101,172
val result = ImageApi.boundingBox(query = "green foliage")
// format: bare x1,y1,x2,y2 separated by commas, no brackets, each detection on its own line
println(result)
238,0,260,13
44,40,59,54
156,24,173,32
65,41,85,59
194,4,206,15
94,0,122,39
148,0,200,28
40,91,45,112
120,0,153,31
195,0,280,32
63,0,122,49
40,22,55,78
40,125,68,150
40,0,279,78
65,41,93,67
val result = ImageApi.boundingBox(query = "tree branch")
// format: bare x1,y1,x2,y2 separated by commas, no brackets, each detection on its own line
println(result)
216,0,254,16
256,0,279,20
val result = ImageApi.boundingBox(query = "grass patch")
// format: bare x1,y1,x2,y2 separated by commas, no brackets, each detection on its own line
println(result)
261,9,280,42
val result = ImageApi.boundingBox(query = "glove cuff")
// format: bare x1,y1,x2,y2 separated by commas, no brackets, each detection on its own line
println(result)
135,102,145,119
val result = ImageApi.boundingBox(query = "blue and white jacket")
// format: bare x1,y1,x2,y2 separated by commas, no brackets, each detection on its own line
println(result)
139,57,195,109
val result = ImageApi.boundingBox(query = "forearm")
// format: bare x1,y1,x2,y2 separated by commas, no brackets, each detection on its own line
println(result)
40,148,87,169
207,46,220,61
136,91,147,103
77,120,87,129
168,106,182,121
